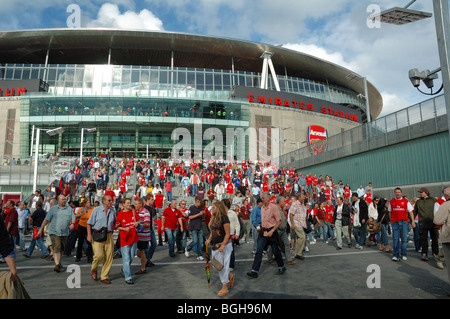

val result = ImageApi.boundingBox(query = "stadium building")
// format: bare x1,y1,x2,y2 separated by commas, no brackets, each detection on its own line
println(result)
0,29,383,162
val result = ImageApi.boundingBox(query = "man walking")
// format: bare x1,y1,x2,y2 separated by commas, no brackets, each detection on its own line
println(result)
247,192,286,278
269,196,296,265
87,194,116,284
38,195,76,272
250,198,262,254
434,186,450,297
333,197,351,249
388,187,415,261
414,187,439,262
352,192,368,249
162,200,182,257
184,197,205,260
24,201,50,259
289,194,307,260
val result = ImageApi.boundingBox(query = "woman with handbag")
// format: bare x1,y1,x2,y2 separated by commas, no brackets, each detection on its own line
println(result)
75,199,94,263
376,198,392,252
205,201,232,296
368,197,379,247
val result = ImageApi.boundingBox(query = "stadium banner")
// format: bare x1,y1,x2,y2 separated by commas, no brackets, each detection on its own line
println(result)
231,85,362,123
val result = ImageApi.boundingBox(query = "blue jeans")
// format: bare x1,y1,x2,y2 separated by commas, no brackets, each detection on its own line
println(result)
392,220,409,258
19,228,26,250
165,228,177,256
251,224,259,252
120,242,137,281
325,221,335,239
166,190,172,202
191,184,198,196
186,229,203,256
251,234,284,272
316,224,326,241
145,229,157,261
355,222,367,246
26,228,49,256
376,223,389,246
0,236,17,261
177,229,188,252
413,221,421,251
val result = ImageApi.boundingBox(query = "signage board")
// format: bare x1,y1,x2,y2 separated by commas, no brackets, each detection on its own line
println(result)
0,79,48,97
231,85,362,123
307,125,328,155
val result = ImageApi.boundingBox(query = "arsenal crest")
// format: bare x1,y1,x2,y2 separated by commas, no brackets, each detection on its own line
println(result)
50,156,76,179
307,125,328,155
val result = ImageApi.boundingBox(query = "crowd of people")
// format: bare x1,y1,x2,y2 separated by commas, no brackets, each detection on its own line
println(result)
0,155,449,297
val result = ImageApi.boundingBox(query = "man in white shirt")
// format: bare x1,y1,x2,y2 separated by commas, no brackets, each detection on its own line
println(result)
333,197,351,250
251,183,261,200
152,184,163,196
214,180,225,201
136,184,148,199
357,185,365,198
16,201,30,251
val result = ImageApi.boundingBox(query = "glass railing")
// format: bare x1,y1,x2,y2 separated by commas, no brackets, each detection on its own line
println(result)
279,94,448,167
3,63,366,110
0,155,76,187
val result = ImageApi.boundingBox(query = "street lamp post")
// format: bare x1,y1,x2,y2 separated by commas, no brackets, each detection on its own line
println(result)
379,0,450,139
139,143,149,159
33,127,64,192
346,73,371,123
80,127,97,165
432,0,450,140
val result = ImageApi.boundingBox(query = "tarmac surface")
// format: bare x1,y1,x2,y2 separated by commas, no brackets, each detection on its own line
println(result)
2,232,449,303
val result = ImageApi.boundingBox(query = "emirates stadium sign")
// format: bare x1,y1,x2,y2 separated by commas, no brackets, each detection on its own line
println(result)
307,125,328,155
232,85,362,123
0,79,48,97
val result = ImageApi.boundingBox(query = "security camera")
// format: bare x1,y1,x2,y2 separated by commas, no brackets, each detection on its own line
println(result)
408,68,423,87
409,67,441,89
423,71,438,89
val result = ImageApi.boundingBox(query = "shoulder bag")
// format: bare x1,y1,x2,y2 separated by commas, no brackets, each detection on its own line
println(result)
373,213,385,233
92,210,110,242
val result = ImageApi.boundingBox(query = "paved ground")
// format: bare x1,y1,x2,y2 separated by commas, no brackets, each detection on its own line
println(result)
2,233,449,302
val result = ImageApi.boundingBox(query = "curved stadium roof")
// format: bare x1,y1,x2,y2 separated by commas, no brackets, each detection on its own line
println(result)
0,28,383,119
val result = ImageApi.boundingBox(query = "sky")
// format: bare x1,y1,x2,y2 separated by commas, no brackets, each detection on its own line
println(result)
0,0,443,117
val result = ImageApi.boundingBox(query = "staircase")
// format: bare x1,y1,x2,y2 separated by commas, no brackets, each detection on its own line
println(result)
170,178,195,207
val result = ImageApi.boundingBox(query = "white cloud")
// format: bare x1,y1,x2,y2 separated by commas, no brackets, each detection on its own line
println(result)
3,0,441,119
276,2,440,118
283,43,359,72
86,3,164,30
144,0,441,118
378,92,410,117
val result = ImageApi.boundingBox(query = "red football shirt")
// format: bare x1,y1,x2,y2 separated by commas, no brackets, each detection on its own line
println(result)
325,205,334,223
163,207,181,230
389,198,412,223
115,210,139,247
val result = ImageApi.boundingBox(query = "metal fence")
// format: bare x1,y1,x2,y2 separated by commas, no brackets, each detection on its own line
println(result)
279,94,448,168
0,155,76,189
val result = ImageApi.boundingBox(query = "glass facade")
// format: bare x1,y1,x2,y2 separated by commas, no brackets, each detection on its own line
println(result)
20,95,249,159
1,63,365,109
0,61,365,159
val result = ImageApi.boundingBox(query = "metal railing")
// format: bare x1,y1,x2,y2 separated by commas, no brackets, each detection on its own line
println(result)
279,94,448,168
0,155,76,187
